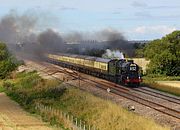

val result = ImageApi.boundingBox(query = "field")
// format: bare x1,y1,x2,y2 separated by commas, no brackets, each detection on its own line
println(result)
1,71,170,130
156,81,180,88
143,76,180,96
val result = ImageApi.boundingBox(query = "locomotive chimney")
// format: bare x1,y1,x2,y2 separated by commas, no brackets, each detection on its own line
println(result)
127,60,134,63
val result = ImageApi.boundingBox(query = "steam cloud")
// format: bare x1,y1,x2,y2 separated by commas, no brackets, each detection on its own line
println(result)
102,49,124,59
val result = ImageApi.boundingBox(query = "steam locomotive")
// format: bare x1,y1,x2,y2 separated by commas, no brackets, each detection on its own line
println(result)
45,53,142,86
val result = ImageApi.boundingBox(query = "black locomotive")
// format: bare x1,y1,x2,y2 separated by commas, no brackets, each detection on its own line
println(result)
46,53,142,86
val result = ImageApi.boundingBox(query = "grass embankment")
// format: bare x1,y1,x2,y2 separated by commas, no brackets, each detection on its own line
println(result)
143,75,180,96
0,80,5,92
2,71,170,130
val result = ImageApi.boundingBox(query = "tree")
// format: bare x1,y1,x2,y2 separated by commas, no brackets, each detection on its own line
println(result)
134,43,146,58
0,43,9,60
0,42,18,79
137,31,180,76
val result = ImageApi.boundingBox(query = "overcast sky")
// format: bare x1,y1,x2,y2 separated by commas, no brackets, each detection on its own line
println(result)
0,0,179,40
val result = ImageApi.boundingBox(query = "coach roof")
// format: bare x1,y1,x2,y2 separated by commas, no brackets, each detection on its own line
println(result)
55,53,111,63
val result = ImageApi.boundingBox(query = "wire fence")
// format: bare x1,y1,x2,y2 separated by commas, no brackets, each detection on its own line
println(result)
35,103,98,130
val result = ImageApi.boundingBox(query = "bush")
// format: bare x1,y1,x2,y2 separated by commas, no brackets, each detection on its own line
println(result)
3,80,14,90
0,42,19,79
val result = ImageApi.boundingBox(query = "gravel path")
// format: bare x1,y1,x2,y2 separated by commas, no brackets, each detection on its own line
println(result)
0,93,58,130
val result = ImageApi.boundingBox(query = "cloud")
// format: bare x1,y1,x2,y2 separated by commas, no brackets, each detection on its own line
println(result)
133,25,176,35
133,10,180,21
112,11,121,15
132,1,180,10
134,11,152,18
131,1,147,8
59,6,78,11
147,5,180,9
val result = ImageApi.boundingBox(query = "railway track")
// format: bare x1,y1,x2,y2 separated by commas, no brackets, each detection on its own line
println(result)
132,87,180,104
91,82,180,120
26,61,180,120
100,80,180,104
78,77,180,120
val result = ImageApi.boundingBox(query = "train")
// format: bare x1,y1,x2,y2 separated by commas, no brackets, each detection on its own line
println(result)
45,53,142,87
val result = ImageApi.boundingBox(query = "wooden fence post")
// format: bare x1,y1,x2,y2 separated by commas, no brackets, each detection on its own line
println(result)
83,123,86,130
67,114,69,121
80,120,82,129
89,125,91,130
71,115,74,123
75,118,78,126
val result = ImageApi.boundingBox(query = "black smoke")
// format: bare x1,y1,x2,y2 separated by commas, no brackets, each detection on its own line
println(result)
0,11,37,45
94,29,134,57
0,11,136,61
0,11,66,60
38,29,65,52
64,29,135,57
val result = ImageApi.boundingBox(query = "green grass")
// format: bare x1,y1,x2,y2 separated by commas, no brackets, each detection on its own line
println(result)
143,75,180,81
46,88,169,130
0,85,5,92
0,80,5,92
3,71,170,130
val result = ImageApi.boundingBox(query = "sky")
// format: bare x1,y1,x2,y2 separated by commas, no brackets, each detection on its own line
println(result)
0,0,180,40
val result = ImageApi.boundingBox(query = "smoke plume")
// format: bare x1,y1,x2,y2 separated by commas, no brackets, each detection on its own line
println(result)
96,29,134,56
0,11,37,46
0,11,136,61
0,11,66,60
64,29,135,57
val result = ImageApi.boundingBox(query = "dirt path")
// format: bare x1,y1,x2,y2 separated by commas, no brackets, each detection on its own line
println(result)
0,93,58,130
